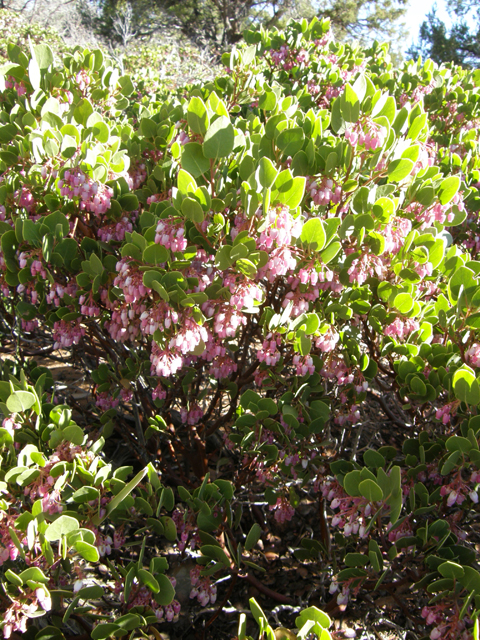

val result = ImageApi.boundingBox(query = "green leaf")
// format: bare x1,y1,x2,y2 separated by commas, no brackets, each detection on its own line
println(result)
363,450,386,468
45,138,59,157
330,98,344,133
276,127,305,157
393,293,413,314
257,156,278,189
62,425,84,445
92,121,110,143
201,544,231,567
467,313,480,329
213,479,234,500
295,607,331,635
245,523,262,551
417,185,435,206
387,159,414,182
77,585,104,599
407,113,427,140
142,271,168,300
273,174,305,208
119,194,139,212
74,540,100,562
60,135,77,159
0,124,17,143
301,218,325,251
340,83,360,123
91,623,121,640
344,553,369,567
438,561,464,580
45,515,79,542
114,614,143,631
118,75,134,96
44,210,69,237
429,238,445,269
441,450,462,475
453,366,480,406
182,142,210,178
298,333,311,356
352,74,367,102
140,117,157,138
215,245,233,269
460,566,480,594
258,91,277,111
343,470,362,497
437,176,460,205
19,567,48,584
448,266,476,303
182,197,204,223
372,94,396,123
372,198,395,223
237,258,257,278
72,486,100,503
33,44,53,69
5,569,23,586
155,573,176,606
92,467,147,525
446,436,472,453
177,169,196,195
74,99,94,126
304,313,320,334
6,390,36,413
320,241,341,264
249,597,268,627
187,97,209,136
358,479,384,502
203,116,234,159
160,516,177,541
138,569,159,593
143,244,169,265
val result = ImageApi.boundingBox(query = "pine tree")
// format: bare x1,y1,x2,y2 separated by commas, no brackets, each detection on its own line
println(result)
408,1,480,67
84,0,409,48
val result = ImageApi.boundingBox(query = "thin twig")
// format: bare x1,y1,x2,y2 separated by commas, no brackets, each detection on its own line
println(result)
242,572,294,604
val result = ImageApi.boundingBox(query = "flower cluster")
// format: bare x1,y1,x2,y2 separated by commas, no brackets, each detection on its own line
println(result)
308,176,342,207
345,118,386,150
269,495,295,524
155,217,188,252
189,566,217,606
52,319,85,349
384,317,420,341
97,216,133,242
58,168,113,216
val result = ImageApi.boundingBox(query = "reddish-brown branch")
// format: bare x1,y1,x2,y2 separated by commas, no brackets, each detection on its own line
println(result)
242,572,294,604
204,572,239,629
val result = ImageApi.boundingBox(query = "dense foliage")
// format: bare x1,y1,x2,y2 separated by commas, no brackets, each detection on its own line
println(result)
1,13,480,640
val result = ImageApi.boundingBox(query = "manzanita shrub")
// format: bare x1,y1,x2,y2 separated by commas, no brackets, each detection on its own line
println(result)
1,13,480,640
0,10,66,64
122,42,221,94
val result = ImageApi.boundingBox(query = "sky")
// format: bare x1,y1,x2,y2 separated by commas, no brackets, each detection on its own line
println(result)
402,0,451,48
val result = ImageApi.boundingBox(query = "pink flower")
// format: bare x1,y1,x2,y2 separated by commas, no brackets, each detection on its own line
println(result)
466,343,480,368
269,496,295,524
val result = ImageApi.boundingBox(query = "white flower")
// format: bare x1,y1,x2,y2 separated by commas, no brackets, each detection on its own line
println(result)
36,587,52,611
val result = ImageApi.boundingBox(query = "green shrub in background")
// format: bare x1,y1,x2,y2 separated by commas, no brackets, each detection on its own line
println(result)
0,14,480,640
0,10,67,62
122,42,220,92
